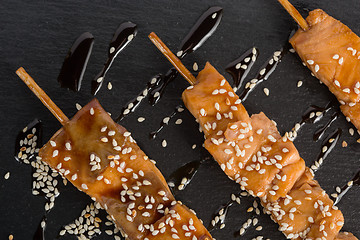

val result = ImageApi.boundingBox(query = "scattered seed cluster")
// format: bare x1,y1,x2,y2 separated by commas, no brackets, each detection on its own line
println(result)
59,202,103,239
15,120,61,212
32,156,60,211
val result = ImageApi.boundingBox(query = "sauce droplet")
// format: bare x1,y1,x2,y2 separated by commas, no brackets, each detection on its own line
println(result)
226,47,258,91
92,22,137,95
167,157,209,192
148,6,223,105
313,111,339,141
149,105,183,139
58,32,94,92
332,170,360,205
311,128,342,173
239,48,286,102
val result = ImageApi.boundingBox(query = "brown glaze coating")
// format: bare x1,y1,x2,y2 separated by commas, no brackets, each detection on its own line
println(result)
144,203,212,240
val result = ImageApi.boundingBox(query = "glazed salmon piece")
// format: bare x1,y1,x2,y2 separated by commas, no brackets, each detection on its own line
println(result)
240,139,301,198
204,112,280,184
182,62,249,137
39,99,211,240
262,168,344,239
267,158,306,203
144,203,212,240
182,63,346,239
290,9,360,104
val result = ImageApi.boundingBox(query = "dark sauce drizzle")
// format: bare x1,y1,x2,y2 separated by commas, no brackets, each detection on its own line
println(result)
148,6,223,105
33,216,46,240
332,170,360,205
310,128,342,173
286,102,335,140
225,47,258,92
301,102,334,125
150,105,184,139
313,112,339,141
238,48,286,102
92,22,137,95
167,157,210,192
115,6,223,121
57,32,94,92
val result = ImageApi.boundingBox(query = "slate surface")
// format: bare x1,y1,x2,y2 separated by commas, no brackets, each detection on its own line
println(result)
0,0,359,239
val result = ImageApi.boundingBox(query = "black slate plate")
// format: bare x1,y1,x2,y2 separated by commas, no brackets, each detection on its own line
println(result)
0,0,359,239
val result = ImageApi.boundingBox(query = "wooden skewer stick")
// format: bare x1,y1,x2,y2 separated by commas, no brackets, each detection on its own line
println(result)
148,32,197,86
278,0,309,31
16,67,69,125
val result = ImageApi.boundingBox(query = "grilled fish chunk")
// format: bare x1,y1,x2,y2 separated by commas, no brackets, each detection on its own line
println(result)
290,9,360,104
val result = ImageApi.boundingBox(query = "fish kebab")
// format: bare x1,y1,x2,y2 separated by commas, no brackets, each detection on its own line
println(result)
148,32,358,240
278,0,360,133
16,67,213,240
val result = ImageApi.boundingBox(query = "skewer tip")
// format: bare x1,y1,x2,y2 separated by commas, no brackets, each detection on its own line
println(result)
148,32,197,86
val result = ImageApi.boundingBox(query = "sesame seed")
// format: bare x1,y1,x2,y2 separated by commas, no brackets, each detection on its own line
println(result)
193,62,198,71
107,82,113,90
349,128,355,135
65,142,71,150
52,150,58,157
263,88,269,96
297,81,303,87
4,172,10,180
259,68,266,76
307,60,314,65
314,64,320,72
90,108,95,115
162,140,167,148
339,57,344,65
75,103,82,111
173,118,182,125
176,51,183,57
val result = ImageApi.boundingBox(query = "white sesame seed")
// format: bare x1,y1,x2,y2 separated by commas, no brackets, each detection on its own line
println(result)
307,60,314,65
193,62,198,71
4,172,10,180
339,57,344,65
263,88,269,96
297,81,303,87
333,54,339,59
65,142,71,151
176,51,183,57
334,80,341,87
52,150,58,157
90,108,95,115
107,82,112,90
162,140,167,148
314,64,320,72
175,119,182,125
